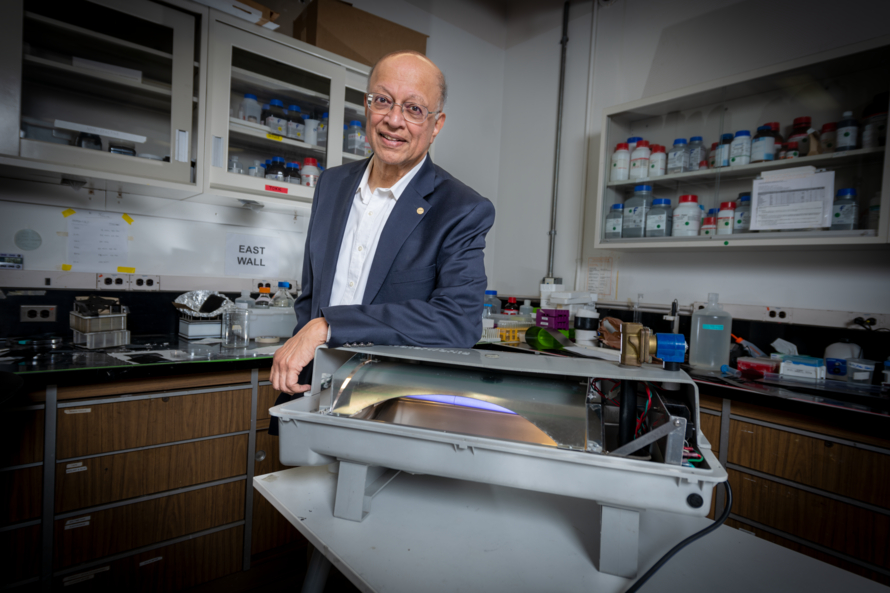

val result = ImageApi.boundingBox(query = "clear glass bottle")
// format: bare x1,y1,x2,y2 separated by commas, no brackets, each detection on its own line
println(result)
734,193,752,233
484,290,502,314
519,299,534,316
687,136,706,171
667,138,689,174
689,293,732,370
622,185,653,239
645,198,672,237
831,188,858,230
272,282,295,307
604,203,624,239
235,290,256,308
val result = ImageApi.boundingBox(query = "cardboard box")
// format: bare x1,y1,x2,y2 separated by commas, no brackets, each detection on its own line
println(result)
292,0,428,67
196,0,280,30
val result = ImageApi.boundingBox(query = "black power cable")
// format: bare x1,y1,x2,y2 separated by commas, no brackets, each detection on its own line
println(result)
624,481,733,593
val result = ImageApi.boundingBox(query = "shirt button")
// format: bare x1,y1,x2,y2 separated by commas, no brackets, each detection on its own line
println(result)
368,211,373,216
349,281,354,287
357,245,363,252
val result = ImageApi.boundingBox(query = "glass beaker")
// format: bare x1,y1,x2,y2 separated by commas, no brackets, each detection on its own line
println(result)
222,307,249,348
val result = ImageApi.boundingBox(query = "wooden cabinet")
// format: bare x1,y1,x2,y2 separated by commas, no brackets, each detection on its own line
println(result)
0,523,40,584
57,388,251,459
251,429,302,555
0,408,43,467
55,434,248,513
1,465,41,526
257,383,278,423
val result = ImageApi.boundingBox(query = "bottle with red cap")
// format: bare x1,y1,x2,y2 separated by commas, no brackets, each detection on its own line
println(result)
820,122,837,152
708,143,719,168
717,201,736,235
785,142,800,159
649,145,666,177
503,297,520,315
630,140,651,180
301,158,320,187
700,216,717,236
788,117,812,155
610,143,630,181
672,195,701,237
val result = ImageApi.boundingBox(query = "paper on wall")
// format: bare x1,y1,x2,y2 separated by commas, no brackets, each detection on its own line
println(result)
750,171,835,231
586,256,616,298
66,210,129,273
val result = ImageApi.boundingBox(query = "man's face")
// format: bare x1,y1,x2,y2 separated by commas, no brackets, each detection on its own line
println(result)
366,54,446,170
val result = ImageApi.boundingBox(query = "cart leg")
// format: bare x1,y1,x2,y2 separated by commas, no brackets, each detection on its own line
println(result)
334,460,401,522
592,504,640,578
301,546,331,593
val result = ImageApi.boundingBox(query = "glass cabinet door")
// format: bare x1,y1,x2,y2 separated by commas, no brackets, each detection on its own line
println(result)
205,20,346,203
11,0,196,184
342,69,371,166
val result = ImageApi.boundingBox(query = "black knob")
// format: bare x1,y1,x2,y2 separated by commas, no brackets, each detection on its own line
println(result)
687,494,704,508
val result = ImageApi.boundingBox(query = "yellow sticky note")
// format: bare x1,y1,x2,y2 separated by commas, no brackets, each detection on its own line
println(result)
62,209,76,218
122,214,134,225
266,133,283,142
61,264,72,271
117,267,136,273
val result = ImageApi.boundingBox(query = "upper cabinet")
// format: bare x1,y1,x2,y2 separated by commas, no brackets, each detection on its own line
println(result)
593,37,890,250
0,0,200,194
202,15,362,207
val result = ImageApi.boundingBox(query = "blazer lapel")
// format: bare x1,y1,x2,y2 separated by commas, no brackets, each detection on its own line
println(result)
361,157,437,305
317,160,369,310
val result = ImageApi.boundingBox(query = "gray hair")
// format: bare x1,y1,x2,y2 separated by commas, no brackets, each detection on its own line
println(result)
368,50,447,111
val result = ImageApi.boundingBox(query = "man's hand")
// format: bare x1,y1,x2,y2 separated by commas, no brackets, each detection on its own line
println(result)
271,317,329,394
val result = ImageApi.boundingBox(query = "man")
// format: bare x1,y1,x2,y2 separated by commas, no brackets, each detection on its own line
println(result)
269,50,495,410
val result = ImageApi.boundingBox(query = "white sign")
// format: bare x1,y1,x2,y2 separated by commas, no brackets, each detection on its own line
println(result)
750,171,835,231
225,233,280,277
67,211,129,272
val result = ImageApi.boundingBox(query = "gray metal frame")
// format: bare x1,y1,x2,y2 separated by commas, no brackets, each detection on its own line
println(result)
41,385,57,587
242,368,259,570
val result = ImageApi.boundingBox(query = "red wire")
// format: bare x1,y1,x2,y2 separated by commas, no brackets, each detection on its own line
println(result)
635,383,653,436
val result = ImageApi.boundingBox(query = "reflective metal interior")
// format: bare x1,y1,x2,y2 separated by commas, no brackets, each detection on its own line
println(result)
330,354,588,450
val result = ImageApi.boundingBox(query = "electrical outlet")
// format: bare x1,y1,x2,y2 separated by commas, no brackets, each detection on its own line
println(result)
763,307,792,323
96,273,130,290
132,275,160,291
20,305,57,322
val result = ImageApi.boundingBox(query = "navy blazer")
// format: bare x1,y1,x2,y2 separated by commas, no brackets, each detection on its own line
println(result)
294,155,496,348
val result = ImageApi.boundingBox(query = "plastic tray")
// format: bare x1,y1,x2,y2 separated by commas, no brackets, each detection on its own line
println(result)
72,329,130,349
70,312,127,333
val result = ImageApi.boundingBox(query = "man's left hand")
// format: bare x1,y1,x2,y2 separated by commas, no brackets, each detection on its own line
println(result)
271,317,329,394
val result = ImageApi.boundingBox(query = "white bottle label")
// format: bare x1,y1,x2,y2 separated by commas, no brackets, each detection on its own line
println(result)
606,217,622,235
667,149,688,172
287,121,305,140
730,137,751,164
611,153,630,181
716,144,730,167
347,131,365,151
688,146,705,170
267,116,287,134
623,206,646,229
302,173,319,188
701,225,716,235
630,157,649,179
751,137,775,161
821,131,836,151
672,212,700,233
649,155,666,176
717,215,733,234
733,211,751,230
832,204,856,225
646,213,668,232
837,125,858,149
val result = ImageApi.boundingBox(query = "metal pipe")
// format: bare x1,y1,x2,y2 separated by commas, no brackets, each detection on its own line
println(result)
618,379,636,447
546,1,570,278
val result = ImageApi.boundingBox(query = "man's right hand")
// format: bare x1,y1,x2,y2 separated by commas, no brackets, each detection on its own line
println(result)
270,317,329,394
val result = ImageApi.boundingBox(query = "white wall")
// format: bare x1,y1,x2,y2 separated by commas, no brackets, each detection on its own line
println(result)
578,0,890,314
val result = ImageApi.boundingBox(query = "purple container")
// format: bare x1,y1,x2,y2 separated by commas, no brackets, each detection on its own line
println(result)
536,308,570,330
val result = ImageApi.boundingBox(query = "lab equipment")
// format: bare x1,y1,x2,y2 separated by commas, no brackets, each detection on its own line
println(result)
255,283,272,306
785,142,800,159
287,105,305,140
646,198,672,237
272,282,296,307
503,297,519,315
687,136,706,171
536,308,570,329
700,217,716,236
863,111,887,148
847,359,876,384
733,193,751,232
484,290,502,314
222,305,250,348
75,132,102,151
824,341,862,379
610,143,630,181
622,184,652,239
519,300,534,316
729,130,751,166
707,143,718,168
346,120,366,155
302,158,320,187
304,118,320,145
831,188,858,230
715,133,732,167
867,192,881,231
649,144,666,177
672,195,700,237
265,99,288,135
820,122,837,152
788,116,811,155
627,136,642,151
318,112,329,147
780,356,827,381
736,357,780,375
667,138,688,174
228,156,243,175
604,203,623,239
717,202,735,235
689,293,732,371
235,290,256,308
836,111,859,152
751,126,775,163
629,140,651,180
286,162,301,184
265,156,286,181
241,93,262,123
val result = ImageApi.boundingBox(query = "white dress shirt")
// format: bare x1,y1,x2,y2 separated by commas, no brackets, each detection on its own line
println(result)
328,155,427,308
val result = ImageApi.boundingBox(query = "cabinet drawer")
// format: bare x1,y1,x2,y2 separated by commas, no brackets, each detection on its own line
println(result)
257,384,278,421
1,408,43,467
57,389,251,458
1,466,41,526
699,411,721,455
252,429,301,555
728,419,890,508
57,525,243,591
55,480,245,568
1,523,40,584
729,469,890,569
56,434,248,513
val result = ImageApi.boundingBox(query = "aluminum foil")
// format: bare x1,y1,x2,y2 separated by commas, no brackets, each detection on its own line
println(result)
173,291,234,318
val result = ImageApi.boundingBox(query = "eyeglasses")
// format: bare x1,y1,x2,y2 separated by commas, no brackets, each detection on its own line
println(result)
366,93,441,124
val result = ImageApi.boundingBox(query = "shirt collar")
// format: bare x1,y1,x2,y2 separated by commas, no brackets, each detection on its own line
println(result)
357,155,427,205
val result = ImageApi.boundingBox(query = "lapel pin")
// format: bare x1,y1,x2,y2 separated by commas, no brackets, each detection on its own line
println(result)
417,207,424,215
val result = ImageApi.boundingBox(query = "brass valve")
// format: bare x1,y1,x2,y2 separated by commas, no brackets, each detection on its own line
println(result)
619,323,658,367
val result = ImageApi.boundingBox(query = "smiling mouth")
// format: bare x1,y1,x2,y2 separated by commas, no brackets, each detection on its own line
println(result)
378,131,406,146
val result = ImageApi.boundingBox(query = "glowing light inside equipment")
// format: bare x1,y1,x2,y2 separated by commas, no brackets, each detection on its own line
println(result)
403,394,517,414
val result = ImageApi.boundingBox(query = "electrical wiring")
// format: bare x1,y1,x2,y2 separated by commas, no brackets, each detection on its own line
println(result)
624,481,733,593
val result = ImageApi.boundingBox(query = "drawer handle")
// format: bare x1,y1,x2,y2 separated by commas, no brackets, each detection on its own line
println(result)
255,450,266,462
824,441,833,448
161,397,170,403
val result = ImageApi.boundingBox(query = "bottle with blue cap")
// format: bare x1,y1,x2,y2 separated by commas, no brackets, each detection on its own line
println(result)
272,282,296,308
604,203,623,240
484,290,502,314
687,136,706,171
265,156,286,182
240,93,261,123
667,139,689,174
346,120,366,155
265,99,288,135
730,130,752,166
622,185,653,239
285,161,302,184
734,192,752,232
831,188,858,231
646,198,673,237
715,133,733,168
286,105,305,140
317,112,329,147
627,137,643,151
